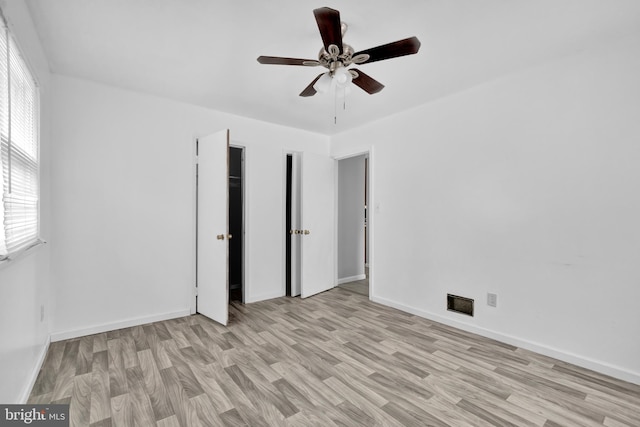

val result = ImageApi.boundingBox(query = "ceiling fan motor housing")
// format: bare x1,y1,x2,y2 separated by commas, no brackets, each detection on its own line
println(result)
319,43,370,74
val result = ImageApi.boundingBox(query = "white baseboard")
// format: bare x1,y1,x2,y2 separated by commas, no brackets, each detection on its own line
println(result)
371,295,640,386
50,310,191,342
245,290,284,304
20,336,51,404
337,274,367,285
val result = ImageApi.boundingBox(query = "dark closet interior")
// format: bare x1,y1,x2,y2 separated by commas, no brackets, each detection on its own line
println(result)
285,154,292,296
229,146,243,302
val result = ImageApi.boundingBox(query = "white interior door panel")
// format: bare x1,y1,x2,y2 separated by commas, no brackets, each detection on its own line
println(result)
197,129,229,325
301,151,335,298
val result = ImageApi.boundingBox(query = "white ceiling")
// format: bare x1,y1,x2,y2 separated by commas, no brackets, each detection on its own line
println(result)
24,0,640,135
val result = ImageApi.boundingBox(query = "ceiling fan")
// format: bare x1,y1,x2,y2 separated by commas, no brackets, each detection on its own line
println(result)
257,7,421,97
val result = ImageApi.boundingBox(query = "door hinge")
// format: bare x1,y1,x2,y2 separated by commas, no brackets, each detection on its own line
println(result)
195,286,198,296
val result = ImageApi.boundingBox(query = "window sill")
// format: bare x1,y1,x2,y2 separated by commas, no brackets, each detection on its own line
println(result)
0,239,47,271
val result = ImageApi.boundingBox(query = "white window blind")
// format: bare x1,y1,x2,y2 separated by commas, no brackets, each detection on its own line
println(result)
0,19,40,261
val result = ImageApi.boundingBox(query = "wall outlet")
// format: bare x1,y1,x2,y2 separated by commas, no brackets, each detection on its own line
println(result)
487,293,497,307
40,304,45,322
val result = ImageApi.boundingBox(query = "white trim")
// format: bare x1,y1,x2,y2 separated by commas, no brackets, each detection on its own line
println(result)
20,335,50,403
242,142,251,303
367,147,374,300
281,149,289,298
191,135,198,315
371,295,640,386
332,155,338,290
337,274,366,285
50,310,191,342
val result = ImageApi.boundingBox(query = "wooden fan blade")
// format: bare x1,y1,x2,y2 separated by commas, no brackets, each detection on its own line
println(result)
313,7,343,54
299,73,324,97
353,36,421,64
257,56,320,66
351,69,384,94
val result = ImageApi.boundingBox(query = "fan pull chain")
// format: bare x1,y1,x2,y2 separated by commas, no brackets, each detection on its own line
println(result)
334,89,337,124
343,88,347,110
333,87,348,125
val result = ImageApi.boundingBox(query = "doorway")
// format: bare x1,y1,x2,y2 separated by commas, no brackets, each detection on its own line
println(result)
195,130,245,325
284,151,335,298
337,153,369,297
286,154,292,296
285,153,301,297
195,130,230,325
228,146,244,302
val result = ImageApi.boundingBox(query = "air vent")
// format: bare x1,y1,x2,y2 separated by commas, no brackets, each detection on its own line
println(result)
447,294,474,316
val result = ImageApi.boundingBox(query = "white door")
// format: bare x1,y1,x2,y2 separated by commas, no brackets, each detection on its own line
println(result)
301,151,336,298
197,129,229,325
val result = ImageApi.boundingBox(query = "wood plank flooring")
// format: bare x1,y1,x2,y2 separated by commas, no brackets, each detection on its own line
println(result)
338,269,368,296
337,280,368,297
29,288,640,426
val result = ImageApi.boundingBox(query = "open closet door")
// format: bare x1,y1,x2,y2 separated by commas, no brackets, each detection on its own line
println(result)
301,151,335,298
197,129,229,325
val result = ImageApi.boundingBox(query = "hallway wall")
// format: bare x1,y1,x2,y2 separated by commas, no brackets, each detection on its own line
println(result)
337,155,366,283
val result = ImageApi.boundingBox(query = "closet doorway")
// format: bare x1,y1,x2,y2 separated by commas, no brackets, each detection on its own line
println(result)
196,131,244,326
284,151,335,298
228,146,245,303
285,153,301,297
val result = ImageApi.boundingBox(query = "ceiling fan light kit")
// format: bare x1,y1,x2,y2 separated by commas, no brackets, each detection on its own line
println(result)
333,66,352,87
313,72,333,93
313,65,353,94
257,7,421,98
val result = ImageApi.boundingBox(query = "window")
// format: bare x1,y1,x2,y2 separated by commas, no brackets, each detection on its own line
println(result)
0,18,40,261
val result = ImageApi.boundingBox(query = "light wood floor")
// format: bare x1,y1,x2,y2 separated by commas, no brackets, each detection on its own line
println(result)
338,268,369,296
29,287,640,426
337,279,368,297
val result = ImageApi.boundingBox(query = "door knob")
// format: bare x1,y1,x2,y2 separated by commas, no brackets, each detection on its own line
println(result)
304,230,310,235
227,234,233,240
216,234,225,240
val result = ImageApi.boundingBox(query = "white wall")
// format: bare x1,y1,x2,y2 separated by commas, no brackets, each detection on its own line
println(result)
50,75,329,340
331,33,640,384
337,155,365,282
0,0,52,403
